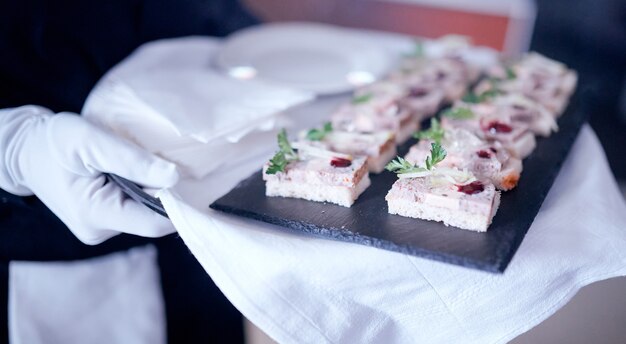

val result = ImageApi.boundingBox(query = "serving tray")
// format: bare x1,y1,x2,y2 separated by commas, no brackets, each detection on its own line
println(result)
209,94,588,273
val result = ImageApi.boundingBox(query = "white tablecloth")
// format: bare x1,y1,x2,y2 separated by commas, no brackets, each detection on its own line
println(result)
160,122,626,344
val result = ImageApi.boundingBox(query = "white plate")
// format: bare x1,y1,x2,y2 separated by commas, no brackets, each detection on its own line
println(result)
215,22,398,95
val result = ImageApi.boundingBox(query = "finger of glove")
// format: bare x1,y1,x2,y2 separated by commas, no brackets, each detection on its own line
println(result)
71,175,176,244
49,114,179,188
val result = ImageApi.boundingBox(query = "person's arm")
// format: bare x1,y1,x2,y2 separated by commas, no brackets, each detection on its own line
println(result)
0,105,179,245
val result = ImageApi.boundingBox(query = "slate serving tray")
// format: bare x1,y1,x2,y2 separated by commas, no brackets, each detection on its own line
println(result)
210,95,588,273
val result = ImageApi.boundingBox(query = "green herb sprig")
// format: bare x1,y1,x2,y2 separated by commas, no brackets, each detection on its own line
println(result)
479,88,502,100
352,93,373,104
385,156,427,174
402,40,425,58
306,122,333,141
425,142,447,170
385,142,447,174
461,92,482,104
462,88,503,104
411,41,424,57
266,129,298,175
413,118,444,144
505,66,517,80
442,107,474,119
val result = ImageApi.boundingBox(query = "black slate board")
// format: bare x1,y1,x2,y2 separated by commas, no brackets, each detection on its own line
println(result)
210,95,586,273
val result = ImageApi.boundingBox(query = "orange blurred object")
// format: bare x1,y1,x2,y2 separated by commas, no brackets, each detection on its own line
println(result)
244,0,536,54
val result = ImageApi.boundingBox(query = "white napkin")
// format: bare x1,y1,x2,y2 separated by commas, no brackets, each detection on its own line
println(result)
159,124,626,344
9,245,165,344
82,37,314,179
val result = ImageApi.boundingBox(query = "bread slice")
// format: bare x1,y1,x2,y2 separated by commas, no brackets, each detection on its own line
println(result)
395,58,472,102
299,131,397,174
332,103,418,145
367,140,398,173
263,156,369,207
398,84,445,121
386,176,501,232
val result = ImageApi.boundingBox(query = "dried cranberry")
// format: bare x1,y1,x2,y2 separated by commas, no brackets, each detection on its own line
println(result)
489,147,498,153
483,120,513,134
476,150,491,159
457,181,485,195
409,87,428,98
330,157,352,168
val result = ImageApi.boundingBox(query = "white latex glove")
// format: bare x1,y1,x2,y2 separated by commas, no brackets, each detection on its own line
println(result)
0,105,180,244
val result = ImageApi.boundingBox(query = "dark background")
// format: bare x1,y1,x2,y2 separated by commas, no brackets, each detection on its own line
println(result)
530,0,626,181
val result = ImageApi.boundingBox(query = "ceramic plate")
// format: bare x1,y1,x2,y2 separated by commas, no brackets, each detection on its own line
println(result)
215,22,396,95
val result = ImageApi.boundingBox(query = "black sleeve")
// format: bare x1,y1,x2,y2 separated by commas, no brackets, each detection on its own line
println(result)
0,0,259,113
0,0,258,259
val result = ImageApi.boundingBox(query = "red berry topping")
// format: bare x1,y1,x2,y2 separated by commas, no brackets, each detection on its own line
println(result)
330,157,352,168
483,121,513,134
476,150,491,159
457,181,485,195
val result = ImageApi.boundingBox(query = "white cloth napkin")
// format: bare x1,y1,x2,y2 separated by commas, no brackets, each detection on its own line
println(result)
82,37,314,179
159,124,626,344
9,245,165,344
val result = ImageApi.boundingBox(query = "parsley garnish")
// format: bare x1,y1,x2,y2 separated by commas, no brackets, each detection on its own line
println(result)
505,66,517,80
425,142,446,170
352,93,373,104
463,73,508,104
412,41,424,57
266,129,298,175
442,107,474,119
480,88,501,99
266,152,288,175
462,88,503,104
461,92,482,104
385,156,427,174
306,122,333,141
403,41,425,58
414,118,444,144
277,129,295,158
385,142,447,174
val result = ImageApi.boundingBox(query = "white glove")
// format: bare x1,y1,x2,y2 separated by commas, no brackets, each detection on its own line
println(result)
0,105,180,244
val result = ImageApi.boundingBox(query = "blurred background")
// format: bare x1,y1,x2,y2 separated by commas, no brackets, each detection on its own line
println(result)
243,0,626,185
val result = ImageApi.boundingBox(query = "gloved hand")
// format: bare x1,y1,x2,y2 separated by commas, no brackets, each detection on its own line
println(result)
0,105,180,244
